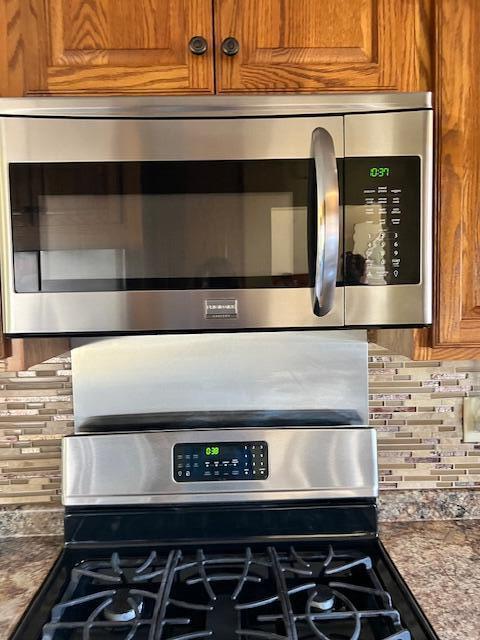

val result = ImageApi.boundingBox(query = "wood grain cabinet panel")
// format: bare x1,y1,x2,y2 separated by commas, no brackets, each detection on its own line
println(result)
433,0,480,349
214,0,431,93
1,0,214,95
374,0,480,360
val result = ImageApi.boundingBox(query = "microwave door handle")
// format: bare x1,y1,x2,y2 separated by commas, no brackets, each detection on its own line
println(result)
311,127,340,316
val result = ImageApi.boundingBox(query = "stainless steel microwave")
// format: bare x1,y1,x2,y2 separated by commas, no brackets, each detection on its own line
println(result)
0,93,432,336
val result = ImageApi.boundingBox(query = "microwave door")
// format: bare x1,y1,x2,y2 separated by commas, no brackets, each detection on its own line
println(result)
310,127,340,317
1,113,346,334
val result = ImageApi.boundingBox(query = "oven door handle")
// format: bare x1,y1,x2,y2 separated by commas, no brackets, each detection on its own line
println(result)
311,127,340,316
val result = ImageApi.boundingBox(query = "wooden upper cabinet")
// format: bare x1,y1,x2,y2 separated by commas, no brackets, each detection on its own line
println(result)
1,0,214,95
433,0,480,350
373,0,480,361
0,0,431,96
214,0,432,93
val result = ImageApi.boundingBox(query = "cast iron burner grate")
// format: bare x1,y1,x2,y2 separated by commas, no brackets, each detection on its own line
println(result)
42,545,411,640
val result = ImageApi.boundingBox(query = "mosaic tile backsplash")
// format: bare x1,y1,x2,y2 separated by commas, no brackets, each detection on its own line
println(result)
0,348,480,505
0,355,73,505
369,349,480,490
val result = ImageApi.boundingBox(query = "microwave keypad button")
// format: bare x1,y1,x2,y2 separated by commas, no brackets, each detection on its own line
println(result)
344,156,421,287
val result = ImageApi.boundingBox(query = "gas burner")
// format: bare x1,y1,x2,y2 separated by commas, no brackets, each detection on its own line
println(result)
310,585,335,611
103,589,143,622
41,545,412,640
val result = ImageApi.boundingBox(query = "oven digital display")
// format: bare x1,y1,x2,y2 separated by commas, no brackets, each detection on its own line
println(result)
173,441,268,482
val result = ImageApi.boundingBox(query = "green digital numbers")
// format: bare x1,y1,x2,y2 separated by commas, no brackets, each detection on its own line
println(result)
369,167,390,178
205,446,220,456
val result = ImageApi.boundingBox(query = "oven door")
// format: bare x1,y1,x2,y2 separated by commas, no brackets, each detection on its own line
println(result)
0,115,344,335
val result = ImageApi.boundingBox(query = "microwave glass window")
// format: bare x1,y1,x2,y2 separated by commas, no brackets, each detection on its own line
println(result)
9,160,314,293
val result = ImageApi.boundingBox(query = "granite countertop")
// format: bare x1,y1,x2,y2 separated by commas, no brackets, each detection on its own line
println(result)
0,536,62,640
380,519,480,640
0,521,478,640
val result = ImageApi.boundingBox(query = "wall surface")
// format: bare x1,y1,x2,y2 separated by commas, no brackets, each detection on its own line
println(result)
0,348,480,506
0,355,72,505
370,347,480,489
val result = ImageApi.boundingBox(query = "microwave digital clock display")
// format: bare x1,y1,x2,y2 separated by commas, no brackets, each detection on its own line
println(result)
369,167,390,178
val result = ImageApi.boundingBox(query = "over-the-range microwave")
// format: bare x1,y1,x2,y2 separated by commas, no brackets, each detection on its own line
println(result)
0,93,432,336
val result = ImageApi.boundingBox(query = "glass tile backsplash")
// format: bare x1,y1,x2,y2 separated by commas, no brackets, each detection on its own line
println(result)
0,347,479,505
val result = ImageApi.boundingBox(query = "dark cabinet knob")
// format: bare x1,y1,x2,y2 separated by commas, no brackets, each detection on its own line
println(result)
189,36,208,55
221,37,240,56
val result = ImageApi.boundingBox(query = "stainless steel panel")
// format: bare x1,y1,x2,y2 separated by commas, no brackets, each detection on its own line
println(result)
62,427,378,505
1,115,344,162
72,331,369,430
0,92,431,118
1,287,345,335
345,284,428,325
344,110,433,325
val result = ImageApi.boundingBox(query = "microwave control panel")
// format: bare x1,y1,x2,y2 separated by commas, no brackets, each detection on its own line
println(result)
344,156,421,286
173,441,268,482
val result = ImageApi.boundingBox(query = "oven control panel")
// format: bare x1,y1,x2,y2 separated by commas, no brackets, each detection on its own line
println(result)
344,156,421,286
173,441,268,482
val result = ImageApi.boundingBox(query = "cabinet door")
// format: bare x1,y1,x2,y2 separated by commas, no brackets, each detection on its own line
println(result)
434,0,480,349
368,0,480,360
1,0,214,95
215,0,431,93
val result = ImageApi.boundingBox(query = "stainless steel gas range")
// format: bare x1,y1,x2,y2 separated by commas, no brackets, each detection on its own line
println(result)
9,332,438,640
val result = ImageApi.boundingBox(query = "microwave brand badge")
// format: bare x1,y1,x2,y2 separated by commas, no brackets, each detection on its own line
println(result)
205,299,238,319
